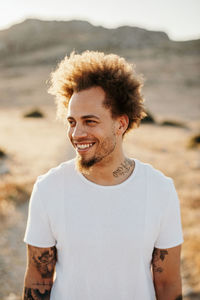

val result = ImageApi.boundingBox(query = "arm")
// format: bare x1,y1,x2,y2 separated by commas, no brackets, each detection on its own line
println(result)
152,245,182,300
23,244,57,300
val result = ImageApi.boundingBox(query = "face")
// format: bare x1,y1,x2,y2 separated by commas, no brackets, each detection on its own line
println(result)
67,86,119,172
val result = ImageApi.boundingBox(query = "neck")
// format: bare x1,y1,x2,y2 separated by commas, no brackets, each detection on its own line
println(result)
80,154,135,186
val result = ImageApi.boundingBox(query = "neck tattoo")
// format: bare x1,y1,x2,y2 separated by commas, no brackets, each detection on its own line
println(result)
113,159,134,178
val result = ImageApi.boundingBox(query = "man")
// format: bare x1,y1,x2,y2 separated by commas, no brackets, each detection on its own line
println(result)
23,51,183,300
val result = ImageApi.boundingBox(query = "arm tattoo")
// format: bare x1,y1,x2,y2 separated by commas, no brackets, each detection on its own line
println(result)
32,283,52,287
113,159,134,178
30,246,57,278
151,248,168,273
24,287,51,300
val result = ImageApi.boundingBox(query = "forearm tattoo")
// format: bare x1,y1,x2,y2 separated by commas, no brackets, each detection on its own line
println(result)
23,287,51,300
113,159,134,177
31,246,57,278
151,248,168,273
23,247,57,299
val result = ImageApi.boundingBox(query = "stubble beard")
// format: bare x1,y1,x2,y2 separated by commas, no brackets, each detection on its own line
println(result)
75,135,116,174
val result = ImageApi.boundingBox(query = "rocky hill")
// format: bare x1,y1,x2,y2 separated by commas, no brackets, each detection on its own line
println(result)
0,19,169,54
0,18,199,67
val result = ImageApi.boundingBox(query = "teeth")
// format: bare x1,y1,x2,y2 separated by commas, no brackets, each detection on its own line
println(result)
76,143,93,149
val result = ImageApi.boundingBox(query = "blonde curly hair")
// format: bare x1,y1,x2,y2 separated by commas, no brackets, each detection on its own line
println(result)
48,50,146,133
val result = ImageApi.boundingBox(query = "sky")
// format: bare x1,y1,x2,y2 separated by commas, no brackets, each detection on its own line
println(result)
0,0,200,41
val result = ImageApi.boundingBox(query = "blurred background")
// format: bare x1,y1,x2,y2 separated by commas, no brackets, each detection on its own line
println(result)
0,0,199,299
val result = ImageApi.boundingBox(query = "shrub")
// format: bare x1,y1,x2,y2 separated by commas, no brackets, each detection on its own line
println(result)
0,148,6,158
160,120,187,128
141,110,156,124
187,133,200,149
23,108,44,118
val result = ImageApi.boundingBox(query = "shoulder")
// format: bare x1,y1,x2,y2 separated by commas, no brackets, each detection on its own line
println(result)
136,159,173,192
135,160,179,216
27,160,76,222
35,159,76,189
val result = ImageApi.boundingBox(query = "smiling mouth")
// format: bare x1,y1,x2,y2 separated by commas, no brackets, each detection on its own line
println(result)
74,142,95,151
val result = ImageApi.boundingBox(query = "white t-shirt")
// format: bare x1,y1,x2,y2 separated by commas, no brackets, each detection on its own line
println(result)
24,158,183,300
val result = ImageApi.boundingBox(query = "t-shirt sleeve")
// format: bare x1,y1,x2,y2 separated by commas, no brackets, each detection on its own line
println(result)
154,179,184,249
24,181,56,247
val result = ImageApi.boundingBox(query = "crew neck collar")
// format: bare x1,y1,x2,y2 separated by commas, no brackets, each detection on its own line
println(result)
76,158,139,190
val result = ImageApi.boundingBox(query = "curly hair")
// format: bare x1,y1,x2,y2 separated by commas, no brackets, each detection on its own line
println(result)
48,50,146,133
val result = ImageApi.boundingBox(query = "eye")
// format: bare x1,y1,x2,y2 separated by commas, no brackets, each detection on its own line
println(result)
68,120,76,127
86,120,97,125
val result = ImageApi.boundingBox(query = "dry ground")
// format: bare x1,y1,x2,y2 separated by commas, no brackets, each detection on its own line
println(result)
0,107,199,299
0,108,74,299
0,53,199,298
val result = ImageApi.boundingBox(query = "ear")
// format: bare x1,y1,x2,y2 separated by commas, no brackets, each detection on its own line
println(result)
116,115,129,136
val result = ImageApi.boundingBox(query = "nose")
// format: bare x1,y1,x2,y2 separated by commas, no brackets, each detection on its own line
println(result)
71,123,87,140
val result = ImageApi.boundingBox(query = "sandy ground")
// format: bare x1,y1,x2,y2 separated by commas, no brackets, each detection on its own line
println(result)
0,108,74,299
0,49,200,299
0,107,200,299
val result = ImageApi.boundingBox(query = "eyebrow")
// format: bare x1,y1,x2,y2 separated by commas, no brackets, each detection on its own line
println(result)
82,115,100,120
67,115,100,120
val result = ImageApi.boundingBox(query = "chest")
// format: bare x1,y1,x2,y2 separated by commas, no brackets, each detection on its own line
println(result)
50,186,159,260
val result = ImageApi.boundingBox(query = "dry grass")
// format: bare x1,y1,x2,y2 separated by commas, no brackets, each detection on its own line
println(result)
0,181,31,205
0,181,31,222
181,193,200,276
181,194,200,291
